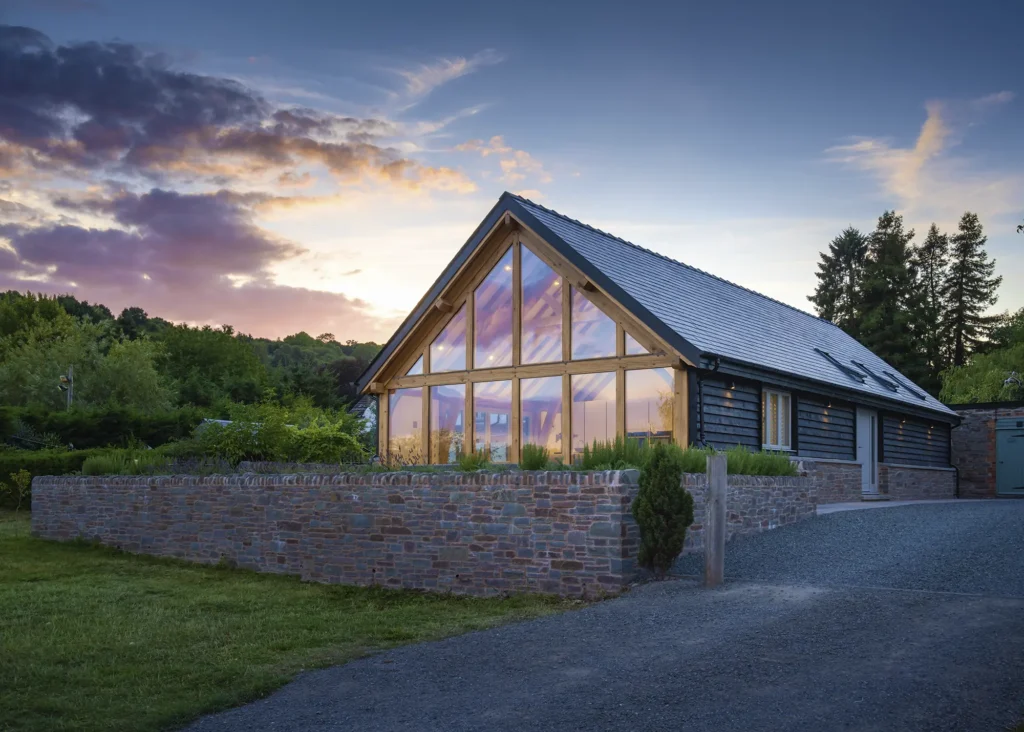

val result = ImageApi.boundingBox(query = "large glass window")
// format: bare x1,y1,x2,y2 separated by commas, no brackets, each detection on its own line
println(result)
430,304,466,373
762,388,792,450
571,372,616,456
473,380,512,462
625,333,649,355
388,388,423,463
521,376,563,460
406,355,424,375
430,384,465,464
571,288,616,360
521,246,563,364
474,248,513,368
626,368,673,445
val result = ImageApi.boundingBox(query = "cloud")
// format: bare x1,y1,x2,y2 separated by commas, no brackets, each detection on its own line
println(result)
0,25,473,192
0,188,393,339
826,92,1022,223
395,50,503,101
455,135,552,185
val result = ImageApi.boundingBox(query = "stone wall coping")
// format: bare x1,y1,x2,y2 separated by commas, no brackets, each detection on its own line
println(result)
792,456,862,466
880,462,956,473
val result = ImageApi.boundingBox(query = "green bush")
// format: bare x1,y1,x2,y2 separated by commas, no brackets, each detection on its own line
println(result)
81,450,171,476
0,469,31,512
631,443,694,577
577,436,652,470
289,421,367,463
519,444,550,470
456,450,492,471
572,438,797,477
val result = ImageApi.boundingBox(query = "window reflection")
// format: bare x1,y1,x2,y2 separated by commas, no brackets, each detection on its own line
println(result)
389,388,423,463
474,248,513,369
571,372,616,456
625,333,649,355
571,288,616,359
406,355,424,375
474,380,511,462
626,368,673,446
521,246,563,364
430,304,466,373
520,376,562,459
430,384,465,464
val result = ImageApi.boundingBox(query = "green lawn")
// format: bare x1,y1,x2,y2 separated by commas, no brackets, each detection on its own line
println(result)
0,511,574,732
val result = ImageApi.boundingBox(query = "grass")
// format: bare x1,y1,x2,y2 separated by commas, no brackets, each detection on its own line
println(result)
0,511,574,732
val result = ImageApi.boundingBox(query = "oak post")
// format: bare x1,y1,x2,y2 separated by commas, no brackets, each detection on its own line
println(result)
705,454,727,588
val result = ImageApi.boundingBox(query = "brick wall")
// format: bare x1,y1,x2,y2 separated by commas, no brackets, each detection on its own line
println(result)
794,458,863,504
878,463,956,499
30,469,817,596
952,405,1024,498
682,474,816,551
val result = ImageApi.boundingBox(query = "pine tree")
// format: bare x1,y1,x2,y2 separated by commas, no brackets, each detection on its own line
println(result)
858,211,929,384
944,212,1002,367
808,227,868,337
915,224,950,391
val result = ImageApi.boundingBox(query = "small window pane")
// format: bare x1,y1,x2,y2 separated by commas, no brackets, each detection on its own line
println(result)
430,384,465,464
769,393,779,446
521,375,563,460
474,248,513,368
388,388,423,464
474,380,511,462
761,391,768,439
430,304,466,373
626,368,673,446
571,288,616,359
521,246,563,364
625,333,649,355
406,355,424,376
572,372,616,456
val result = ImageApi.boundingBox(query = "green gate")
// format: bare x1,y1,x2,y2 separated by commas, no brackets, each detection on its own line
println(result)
996,417,1024,496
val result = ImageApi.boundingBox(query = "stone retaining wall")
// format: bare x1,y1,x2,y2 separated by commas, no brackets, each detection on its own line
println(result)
30,470,816,597
682,474,816,551
794,458,862,504
878,463,957,500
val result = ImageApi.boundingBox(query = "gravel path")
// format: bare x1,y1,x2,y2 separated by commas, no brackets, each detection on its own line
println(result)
186,501,1024,732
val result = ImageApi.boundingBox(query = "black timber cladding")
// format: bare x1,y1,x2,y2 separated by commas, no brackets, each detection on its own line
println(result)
796,394,855,461
696,377,760,450
882,415,950,467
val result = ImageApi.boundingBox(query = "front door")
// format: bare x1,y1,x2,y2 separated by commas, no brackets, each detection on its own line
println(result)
996,418,1024,496
856,408,878,495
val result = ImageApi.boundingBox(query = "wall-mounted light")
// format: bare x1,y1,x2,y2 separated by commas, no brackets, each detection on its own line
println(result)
729,381,736,390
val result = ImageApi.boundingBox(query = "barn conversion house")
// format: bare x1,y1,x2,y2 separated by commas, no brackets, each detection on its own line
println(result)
357,193,960,502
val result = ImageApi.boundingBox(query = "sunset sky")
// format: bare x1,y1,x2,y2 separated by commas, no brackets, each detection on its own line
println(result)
1,0,1022,343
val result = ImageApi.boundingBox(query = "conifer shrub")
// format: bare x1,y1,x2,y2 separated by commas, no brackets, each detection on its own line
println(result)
631,443,694,577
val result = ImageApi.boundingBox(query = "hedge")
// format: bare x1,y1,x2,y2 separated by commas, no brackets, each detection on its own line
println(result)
0,448,106,509
0,407,206,450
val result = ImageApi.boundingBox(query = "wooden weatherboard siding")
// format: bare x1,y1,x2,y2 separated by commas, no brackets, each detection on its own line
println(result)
882,415,950,468
796,395,855,461
696,377,760,450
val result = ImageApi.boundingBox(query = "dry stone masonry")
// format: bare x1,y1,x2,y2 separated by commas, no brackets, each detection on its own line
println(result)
31,469,817,597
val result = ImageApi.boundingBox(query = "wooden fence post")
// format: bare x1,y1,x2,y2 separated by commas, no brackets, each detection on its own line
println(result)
704,454,727,588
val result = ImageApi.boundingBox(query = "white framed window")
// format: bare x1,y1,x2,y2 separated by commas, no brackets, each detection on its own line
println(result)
762,389,792,450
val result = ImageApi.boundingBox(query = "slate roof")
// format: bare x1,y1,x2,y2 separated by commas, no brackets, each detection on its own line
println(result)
359,192,956,419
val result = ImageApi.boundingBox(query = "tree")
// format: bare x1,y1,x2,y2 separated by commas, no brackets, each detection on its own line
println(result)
940,308,1024,403
808,227,868,336
915,224,950,392
858,211,928,384
944,212,1002,368
155,324,270,407
81,339,175,413
631,444,694,577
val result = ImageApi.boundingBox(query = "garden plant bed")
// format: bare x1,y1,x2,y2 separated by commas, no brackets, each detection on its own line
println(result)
0,511,573,732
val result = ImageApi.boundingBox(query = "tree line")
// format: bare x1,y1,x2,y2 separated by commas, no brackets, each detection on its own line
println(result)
0,291,382,415
809,211,1021,402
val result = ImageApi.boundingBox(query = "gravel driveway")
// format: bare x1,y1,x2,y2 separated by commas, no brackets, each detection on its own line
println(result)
187,501,1024,732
